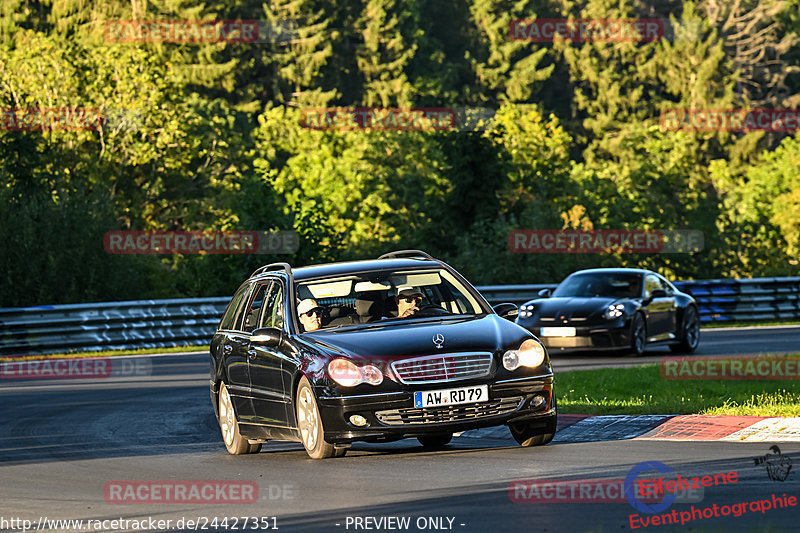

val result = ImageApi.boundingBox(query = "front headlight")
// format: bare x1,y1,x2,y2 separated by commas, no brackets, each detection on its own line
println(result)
502,339,546,371
519,304,535,318
328,359,384,387
604,303,625,319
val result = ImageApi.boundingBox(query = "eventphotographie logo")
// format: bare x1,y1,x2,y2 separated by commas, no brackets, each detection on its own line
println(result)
753,445,793,482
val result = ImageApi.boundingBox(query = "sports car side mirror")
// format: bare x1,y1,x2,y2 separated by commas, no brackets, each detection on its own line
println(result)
538,288,552,298
493,302,519,321
251,327,283,347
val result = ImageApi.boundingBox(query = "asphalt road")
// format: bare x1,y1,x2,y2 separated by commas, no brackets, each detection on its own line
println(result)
1,328,799,533
551,325,800,372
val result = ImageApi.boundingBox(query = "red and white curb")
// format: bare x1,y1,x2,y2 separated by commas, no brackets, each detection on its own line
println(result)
458,415,800,443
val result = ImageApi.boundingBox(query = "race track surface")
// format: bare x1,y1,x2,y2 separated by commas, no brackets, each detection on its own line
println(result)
1,327,799,532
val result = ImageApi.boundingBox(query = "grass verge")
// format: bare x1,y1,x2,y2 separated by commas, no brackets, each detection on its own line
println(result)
557,361,800,416
1,344,207,362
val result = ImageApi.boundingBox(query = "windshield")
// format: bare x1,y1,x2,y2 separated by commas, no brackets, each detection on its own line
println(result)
552,273,642,299
294,268,485,331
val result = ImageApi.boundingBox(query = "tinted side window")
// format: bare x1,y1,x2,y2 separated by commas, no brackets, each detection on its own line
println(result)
262,282,285,329
644,274,664,298
243,282,271,333
657,275,675,294
219,284,250,330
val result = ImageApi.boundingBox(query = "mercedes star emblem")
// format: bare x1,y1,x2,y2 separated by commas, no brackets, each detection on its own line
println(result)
432,333,445,349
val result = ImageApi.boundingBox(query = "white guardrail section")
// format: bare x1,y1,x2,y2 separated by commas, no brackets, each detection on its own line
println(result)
1,278,799,354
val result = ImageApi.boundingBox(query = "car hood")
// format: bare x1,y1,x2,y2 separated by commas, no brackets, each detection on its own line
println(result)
531,296,620,319
299,314,530,361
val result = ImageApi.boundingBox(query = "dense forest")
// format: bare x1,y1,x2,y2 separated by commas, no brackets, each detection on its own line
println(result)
2,0,799,306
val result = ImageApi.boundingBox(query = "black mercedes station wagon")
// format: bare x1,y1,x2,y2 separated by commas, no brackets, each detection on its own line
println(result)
210,250,556,459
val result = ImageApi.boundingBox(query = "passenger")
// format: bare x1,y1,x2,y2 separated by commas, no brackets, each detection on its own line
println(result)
297,298,322,332
395,288,423,318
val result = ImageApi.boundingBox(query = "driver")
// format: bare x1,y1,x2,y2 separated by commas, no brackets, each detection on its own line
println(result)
395,288,423,318
297,298,322,332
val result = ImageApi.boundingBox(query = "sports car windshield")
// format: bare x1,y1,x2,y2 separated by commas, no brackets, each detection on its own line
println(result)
295,268,485,330
552,273,642,299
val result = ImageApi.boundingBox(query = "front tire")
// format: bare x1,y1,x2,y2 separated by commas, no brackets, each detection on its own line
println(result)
218,382,259,455
626,313,647,356
417,433,453,448
671,306,700,353
296,377,337,459
509,397,557,447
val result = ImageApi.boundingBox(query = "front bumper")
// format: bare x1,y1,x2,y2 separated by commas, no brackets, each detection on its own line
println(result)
315,374,555,443
526,322,631,352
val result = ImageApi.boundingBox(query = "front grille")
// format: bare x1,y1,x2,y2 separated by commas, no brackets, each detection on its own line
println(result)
391,353,493,384
375,396,524,426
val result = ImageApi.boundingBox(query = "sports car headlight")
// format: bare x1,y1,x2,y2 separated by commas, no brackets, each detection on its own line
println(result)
328,359,383,387
519,304,535,318
604,303,625,319
503,339,546,371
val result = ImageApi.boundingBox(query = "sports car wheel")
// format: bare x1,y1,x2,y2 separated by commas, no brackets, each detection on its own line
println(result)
417,433,453,448
296,377,337,459
671,306,700,353
218,382,260,455
627,313,647,356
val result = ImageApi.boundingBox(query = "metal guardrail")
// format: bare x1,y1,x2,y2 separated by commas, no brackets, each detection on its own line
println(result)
481,278,800,324
0,298,229,356
1,278,799,355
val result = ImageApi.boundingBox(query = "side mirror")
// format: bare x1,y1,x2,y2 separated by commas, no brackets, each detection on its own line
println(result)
493,302,519,321
651,289,668,299
251,327,283,347
538,288,552,298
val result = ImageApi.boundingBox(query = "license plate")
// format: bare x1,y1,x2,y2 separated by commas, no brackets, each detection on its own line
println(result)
541,326,576,337
414,385,488,408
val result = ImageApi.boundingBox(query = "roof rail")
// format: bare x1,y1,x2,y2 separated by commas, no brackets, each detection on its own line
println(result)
251,262,292,278
377,250,437,261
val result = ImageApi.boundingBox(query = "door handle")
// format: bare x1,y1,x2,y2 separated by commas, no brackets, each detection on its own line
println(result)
222,344,233,355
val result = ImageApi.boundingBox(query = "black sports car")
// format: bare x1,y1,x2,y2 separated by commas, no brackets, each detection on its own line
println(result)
210,250,556,459
515,268,699,356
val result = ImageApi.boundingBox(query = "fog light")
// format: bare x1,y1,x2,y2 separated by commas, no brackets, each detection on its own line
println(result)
530,395,546,409
349,414,367,427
